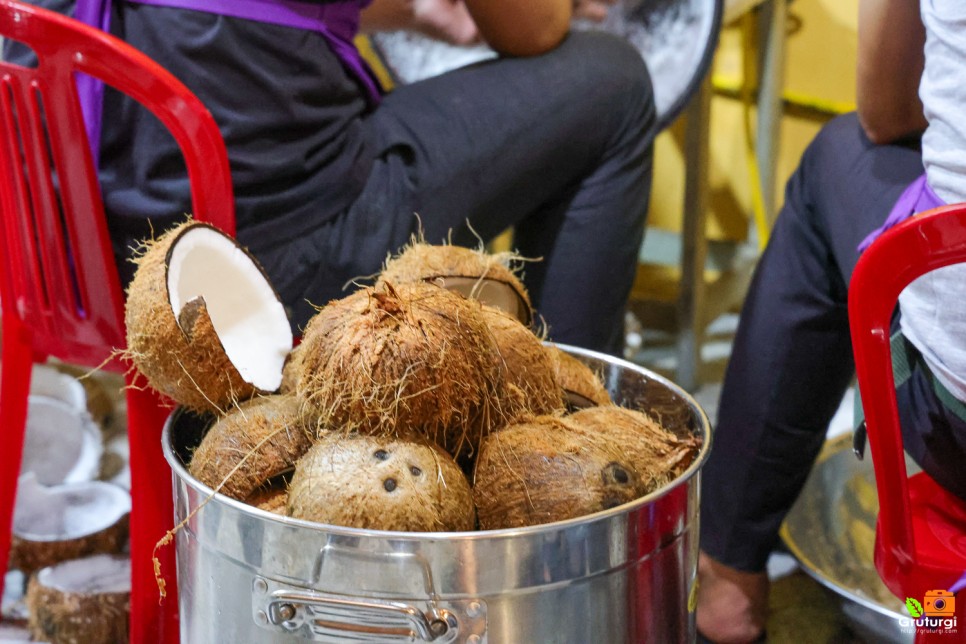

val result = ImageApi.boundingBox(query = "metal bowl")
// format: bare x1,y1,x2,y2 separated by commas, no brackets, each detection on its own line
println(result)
780,435,915,644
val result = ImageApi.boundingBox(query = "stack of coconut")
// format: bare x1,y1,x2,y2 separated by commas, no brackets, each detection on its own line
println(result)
5,365,131,644
125,222,700,535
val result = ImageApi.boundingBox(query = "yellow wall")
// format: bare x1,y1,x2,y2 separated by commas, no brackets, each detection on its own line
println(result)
647,0,859,241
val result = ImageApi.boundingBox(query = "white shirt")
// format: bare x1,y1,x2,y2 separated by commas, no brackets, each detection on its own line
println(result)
898,0,966,401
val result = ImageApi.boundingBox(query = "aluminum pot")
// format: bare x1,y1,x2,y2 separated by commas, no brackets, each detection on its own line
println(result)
162,345,712,643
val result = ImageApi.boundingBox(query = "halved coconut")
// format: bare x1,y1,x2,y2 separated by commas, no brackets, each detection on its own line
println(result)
125,221,293,414
30,364,88,417
378,243,533,325
51,363,119,430
567,406,701,491
289,433,475,532
21,396,102,486
545,345,612,408
188,394,313,501
480,306,564,420
10,474,130,575
26,554,130,644
294,282,503,460
473,415,646,530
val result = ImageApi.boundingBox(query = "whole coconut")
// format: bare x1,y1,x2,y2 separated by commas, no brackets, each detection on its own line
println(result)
288,433,475,532
294,282,503,459
188,394,313,501
473,415,646,529
378,243,532,325
545,345,612,408
568,405,701,492
481,306,563,420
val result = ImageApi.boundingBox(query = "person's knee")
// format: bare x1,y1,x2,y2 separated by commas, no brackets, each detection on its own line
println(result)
799,112,866,185
562,31,654,125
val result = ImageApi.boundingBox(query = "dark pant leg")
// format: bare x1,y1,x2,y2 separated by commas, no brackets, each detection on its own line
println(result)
264,31,655,352
699,113,925,572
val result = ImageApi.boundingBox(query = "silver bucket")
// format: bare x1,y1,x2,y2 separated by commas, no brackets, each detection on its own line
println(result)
162,345,712,643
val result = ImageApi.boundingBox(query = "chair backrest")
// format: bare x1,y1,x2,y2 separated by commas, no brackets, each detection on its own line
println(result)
848,203,966,575
0,0,235,368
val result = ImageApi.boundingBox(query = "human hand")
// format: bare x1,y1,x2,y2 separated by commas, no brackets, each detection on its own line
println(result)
573,0,618,22
412,0,481,46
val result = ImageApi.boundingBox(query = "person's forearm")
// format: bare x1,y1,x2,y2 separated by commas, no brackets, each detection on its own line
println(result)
463,0,571,56
360,0,414,33
857,0,927,144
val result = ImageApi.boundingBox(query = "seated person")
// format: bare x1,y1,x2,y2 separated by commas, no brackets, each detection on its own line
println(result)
5,0,654,355
696,0,966,641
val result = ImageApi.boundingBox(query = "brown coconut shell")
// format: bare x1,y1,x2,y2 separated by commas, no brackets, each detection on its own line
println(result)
124,221,282,414
378,243,533,325
545,345,612,408
246,485,289,515
26,554,130,644
473,415,647,529
288,433,475,532
294,282,503,459
568,405,701,491
188,394,313,501
481,306,564,420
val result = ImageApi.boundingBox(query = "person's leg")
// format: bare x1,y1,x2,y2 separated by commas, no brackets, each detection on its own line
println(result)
696,113,924,643
266,31,655,351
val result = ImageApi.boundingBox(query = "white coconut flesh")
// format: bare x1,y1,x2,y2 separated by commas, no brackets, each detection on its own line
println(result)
432,276,530,324
35,554,130,594
30,364,88,416
166,226,292,392
13,474,130,541
21,396,102,486
2,569,27,621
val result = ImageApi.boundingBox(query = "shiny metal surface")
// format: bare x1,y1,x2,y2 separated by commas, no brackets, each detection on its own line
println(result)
780,435,916,644
163,345,711,643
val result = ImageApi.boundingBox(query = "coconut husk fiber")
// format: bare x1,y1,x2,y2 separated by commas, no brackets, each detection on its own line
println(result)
473,415,647,529
294,282,504,460
188,394,313,501
480,306,564,421
125,221,267,413
378,242,533,325
545,345,612,408
26,554,130,644
568,405,701,492
288,433,475,532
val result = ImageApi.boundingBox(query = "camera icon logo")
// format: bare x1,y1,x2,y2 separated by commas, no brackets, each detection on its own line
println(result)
924,590,956,617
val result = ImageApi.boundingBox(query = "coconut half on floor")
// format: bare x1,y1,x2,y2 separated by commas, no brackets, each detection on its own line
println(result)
10,473,130,576
26,554,130,644
125,221,292,414
378,242,533,326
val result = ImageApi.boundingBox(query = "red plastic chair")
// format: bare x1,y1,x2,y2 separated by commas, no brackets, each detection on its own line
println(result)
0,1,234,641
850,203,966,643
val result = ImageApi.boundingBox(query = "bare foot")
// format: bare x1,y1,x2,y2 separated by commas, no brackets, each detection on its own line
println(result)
696,551,769,643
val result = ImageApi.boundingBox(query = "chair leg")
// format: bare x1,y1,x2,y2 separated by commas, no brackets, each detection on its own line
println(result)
0,314,33,602
125,375,179,644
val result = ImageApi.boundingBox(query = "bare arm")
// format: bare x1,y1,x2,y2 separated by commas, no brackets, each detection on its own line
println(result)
463,0,572,57
857,0,927,144
361,0,479,46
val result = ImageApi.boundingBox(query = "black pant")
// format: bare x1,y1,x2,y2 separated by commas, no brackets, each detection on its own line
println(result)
700,113,966,572
257,31,656,353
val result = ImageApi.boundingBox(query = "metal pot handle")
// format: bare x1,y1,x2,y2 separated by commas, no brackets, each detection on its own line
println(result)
252,577,486,643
